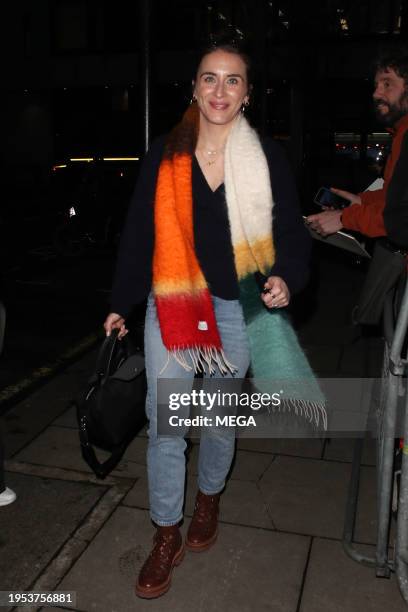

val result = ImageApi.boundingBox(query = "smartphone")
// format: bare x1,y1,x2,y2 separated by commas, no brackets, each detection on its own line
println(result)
314,187,349,209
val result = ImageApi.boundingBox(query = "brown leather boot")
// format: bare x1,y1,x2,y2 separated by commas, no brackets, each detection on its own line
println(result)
135,525,184,599
186,490,221,552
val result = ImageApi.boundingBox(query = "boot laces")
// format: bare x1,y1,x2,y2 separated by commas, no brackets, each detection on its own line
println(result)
144,533,178,572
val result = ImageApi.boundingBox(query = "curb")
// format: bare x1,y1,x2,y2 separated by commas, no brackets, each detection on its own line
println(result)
0,331,102,415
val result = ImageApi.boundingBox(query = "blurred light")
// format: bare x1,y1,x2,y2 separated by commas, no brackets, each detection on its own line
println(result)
53,164,67,170
70,157,94,162
119,171,124,177
103,157,139,161
69,207,76,217
340,18,349,31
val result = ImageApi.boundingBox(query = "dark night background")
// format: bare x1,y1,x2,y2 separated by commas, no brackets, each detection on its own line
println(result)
0,0,407,394
1,4,408,605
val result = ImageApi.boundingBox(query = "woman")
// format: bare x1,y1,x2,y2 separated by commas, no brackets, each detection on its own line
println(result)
104,39,314,599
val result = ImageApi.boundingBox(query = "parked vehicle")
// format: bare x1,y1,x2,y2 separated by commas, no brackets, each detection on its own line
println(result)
0,164,59,273
52,158,138,257
0,156,139,272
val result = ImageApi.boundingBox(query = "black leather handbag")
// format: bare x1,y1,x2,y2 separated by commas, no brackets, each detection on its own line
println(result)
76,329,147,479
353,239,407,326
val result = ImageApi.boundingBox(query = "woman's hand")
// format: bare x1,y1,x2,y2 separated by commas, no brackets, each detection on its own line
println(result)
261,276,290,309
104,312,128,339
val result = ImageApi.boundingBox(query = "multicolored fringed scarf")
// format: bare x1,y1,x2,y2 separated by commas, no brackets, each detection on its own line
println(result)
153,104,327,428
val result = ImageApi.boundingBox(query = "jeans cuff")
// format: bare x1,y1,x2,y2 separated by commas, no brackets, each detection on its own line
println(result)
150,513,183,527
197,484,224,496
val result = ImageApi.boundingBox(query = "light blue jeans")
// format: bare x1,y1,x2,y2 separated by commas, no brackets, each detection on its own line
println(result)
144,293,251,526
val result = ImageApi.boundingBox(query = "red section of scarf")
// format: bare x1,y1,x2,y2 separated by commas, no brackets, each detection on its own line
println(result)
155,291,222,349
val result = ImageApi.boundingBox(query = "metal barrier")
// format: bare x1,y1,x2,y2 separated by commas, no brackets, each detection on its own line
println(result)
342,279,408,603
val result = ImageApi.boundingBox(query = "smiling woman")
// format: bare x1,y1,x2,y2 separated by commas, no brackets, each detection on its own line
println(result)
193,49,250,190
194,50,250,125
104,34,317,600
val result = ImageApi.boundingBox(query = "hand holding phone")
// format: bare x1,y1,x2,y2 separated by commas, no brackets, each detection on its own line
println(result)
314,187,350,210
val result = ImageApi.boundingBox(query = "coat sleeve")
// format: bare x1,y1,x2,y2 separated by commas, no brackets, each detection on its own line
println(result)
341,188,387,237
262,139,311,295
109,137,165,317
384,132,408,249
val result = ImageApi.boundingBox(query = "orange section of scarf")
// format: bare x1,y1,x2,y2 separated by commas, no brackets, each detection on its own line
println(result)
152,106,222,351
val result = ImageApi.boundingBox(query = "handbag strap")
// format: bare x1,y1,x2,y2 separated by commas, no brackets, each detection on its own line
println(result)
76,400,128,479
94,330,119,381
81,440,126,479
92,330,135,384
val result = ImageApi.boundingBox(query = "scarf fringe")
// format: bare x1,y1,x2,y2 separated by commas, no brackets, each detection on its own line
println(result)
265,398,328,430
159,346,238,376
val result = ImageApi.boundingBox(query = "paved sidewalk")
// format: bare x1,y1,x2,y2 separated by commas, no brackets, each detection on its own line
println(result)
0,249,406,612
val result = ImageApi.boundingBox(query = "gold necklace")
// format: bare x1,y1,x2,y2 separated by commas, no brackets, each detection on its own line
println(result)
197,146,225,166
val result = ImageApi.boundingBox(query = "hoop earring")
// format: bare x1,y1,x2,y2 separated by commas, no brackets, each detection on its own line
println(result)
190,95,197,105
241,99,250,113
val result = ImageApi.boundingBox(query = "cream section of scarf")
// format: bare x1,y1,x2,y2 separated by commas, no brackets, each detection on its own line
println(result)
224,114,275,278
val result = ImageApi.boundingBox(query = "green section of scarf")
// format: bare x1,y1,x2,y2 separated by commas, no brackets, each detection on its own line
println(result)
239,275,327,429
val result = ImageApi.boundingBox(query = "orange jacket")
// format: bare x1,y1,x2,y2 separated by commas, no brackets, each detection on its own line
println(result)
341,114,408,237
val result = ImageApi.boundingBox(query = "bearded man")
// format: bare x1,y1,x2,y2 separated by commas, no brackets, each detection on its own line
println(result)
307,50,408,242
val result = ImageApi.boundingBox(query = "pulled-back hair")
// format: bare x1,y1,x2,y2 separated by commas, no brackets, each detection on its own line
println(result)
194,32,253,88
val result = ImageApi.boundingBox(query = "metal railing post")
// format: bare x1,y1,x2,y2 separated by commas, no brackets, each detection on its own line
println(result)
342,278,408,600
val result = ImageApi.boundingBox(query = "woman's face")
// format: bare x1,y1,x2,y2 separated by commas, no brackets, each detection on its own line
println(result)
193,49,249,127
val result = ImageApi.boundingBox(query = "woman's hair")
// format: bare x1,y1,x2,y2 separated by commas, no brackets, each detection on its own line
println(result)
194,33,254,88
